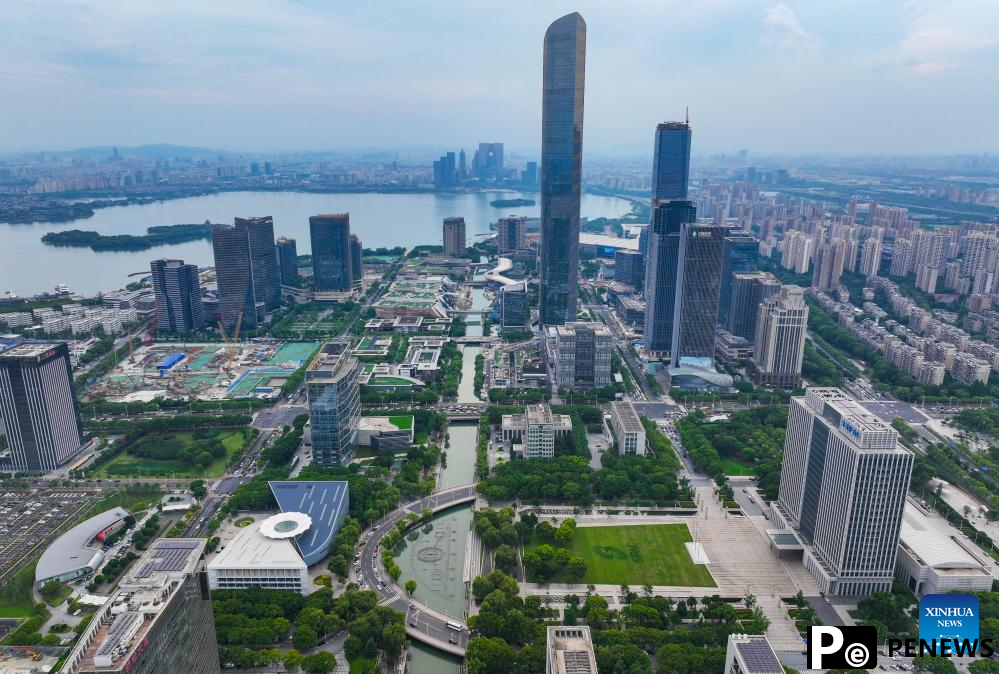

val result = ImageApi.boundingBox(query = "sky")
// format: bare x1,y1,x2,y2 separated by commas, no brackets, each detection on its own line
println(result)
1,0,998,156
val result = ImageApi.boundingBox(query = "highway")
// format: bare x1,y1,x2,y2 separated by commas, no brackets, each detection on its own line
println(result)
355,484,477,656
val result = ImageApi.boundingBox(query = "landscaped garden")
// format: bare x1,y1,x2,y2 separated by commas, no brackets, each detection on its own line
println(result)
92,427,255,478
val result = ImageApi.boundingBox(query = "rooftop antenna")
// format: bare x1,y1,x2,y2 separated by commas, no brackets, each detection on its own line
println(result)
685,107,689,125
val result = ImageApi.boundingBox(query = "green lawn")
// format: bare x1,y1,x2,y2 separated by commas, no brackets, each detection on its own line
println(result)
388,415,413,430
719,455,756,476
549,524,716,587
0,563,38,618
92,428,253,478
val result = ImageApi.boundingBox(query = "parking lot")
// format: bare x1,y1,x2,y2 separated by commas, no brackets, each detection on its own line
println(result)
0,489,98,585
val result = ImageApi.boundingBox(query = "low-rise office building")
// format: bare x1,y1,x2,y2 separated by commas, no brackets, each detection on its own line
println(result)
208,520,310,594
609,401,646,455
501,404,572,459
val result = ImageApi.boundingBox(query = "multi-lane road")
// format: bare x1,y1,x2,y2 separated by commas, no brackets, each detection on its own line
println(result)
355,484,477,656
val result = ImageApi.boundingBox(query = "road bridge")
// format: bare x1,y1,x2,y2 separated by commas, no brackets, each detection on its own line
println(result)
357,484,478,656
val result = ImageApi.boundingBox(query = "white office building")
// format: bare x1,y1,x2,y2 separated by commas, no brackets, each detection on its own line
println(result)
207,520,309,595
609,401,646,455
770,388,913,597
501,404,572,459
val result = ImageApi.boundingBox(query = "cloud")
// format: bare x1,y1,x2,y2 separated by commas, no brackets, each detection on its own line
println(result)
896,0,999,75
761,4,821,51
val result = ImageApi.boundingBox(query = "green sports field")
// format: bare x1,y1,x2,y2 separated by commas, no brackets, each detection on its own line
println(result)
553,523,716,587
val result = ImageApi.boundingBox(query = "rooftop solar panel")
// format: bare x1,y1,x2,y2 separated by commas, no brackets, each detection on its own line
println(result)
735,638,783,673
96,612,142,656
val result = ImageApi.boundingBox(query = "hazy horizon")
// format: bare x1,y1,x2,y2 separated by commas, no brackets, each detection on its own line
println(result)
2,1,997,156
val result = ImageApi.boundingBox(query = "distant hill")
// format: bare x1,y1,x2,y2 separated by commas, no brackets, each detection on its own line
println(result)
62,144,222,160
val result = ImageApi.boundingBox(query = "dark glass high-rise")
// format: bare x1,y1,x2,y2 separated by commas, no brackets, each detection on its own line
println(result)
538,12,585,325
644,200,695,354
310,214,353,292
652,120,691,201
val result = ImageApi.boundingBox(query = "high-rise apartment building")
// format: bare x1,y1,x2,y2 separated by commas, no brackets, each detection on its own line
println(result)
62,538,220,674
718,233,759,327
306,342,360,466
911,229,947,271
772,388,913,596
349,234,363,288
496,216,527,253
309,213,354,292
725,271,780,340
276,236,299,286
547,321,611,389
0,343,83,472
538,12,585,325
749,285,808,388
211,223,258,330
859,236,883,276
671,222,726,370
651,120,692,201
889,238,912,278
234,216,280,310
150,259,204,333
812,238,846,291
915,264,939,294
643,199,695,355
442,216,467,257
781,230,813,275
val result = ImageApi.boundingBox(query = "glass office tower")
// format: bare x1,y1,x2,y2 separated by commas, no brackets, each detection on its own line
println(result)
234,216,280,310
643,199,695,354
538,12,585,325
309,214,353,292
671,222,726,369
651,120,691,201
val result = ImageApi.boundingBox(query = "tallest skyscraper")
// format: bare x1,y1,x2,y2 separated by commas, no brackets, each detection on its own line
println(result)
538,13,586,326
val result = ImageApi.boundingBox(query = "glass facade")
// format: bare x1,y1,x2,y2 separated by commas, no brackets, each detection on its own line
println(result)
643,199,694,354
539,12,585,326
671,222,726,368
350,234,363,287
211,224,258,330
717,233,759,327
306,344,360,466
151,259,204,333
234,216,280,310
651,121,691,201
276,236,298,286
309,214,353,292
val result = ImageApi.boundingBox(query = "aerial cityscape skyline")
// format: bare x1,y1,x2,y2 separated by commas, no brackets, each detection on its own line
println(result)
2,5,999,674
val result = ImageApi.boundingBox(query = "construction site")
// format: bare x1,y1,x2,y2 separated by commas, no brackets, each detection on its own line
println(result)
83,340,321,402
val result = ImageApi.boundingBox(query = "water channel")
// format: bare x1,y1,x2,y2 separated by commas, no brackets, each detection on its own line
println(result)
396,391,481,670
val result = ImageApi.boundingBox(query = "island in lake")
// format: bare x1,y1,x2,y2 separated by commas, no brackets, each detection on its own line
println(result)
489,198,535,208
41,223,215,252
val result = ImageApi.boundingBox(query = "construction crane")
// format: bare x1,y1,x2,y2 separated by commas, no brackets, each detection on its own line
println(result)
231,311,243,343
217,311,243,344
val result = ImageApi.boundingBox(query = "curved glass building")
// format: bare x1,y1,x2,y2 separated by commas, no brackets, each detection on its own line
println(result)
539,12,585,325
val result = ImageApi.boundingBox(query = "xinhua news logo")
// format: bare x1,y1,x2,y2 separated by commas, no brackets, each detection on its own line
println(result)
809,594,994,666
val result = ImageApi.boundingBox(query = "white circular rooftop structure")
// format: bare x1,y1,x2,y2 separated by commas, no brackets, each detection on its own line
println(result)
260,512,312,540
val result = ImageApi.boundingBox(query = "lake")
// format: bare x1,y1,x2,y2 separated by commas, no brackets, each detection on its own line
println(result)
0,190,632,296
